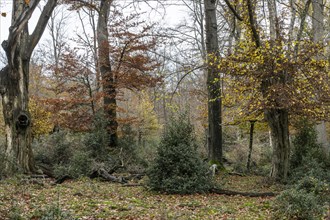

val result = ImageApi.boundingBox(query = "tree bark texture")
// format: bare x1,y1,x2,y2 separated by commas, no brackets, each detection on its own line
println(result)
311,0,329,155
204,0,222,163
267,0,279,40
97,0,118,147
247,120,256,171
0,0,57,174
265,109,290,181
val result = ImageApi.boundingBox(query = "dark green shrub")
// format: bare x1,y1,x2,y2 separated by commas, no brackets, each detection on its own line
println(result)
147,113,212,194
33,131,94,178
84,112,109,161
273,175,329,219
273,188,325,220
290,119,326,170
53,150,93,178
117,124,138,164
273,175,329,220
290,158,330,186
290,119,329,184
118,124,159,173
33,131,75,166
295,176,330,204
274,119,329,219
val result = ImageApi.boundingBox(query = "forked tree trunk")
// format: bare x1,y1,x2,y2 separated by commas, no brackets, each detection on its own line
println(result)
204,0,222,164
0,0,57,174
97,0,118,147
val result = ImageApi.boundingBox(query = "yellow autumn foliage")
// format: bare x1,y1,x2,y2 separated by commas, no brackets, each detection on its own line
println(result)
29,98,53,138
137,90,160,137
218,40,330,122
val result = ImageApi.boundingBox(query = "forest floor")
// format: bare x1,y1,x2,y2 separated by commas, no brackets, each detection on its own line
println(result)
0,174,283,219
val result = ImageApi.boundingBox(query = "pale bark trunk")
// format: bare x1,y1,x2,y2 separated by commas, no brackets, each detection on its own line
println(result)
312,0,329,155
288,0,296,46
97,0,117,147
316,122,329,155
267,0,278,41
204,0,222,163
0,0,57,174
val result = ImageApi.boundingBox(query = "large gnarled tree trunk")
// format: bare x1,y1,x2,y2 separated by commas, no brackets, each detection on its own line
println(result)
97,0,118,147
204,0,222,163
265,109,290,180
0,0,57,174
266,0,290,181
246,0,290,181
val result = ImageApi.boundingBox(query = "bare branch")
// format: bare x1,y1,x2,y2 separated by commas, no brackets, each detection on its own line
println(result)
28,0,58,57
294,0,311,56
3,0,40,52
223,0,243,21
170,65,204,102
246,0,261,47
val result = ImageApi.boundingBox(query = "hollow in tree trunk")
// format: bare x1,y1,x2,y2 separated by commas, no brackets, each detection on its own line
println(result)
0,65,34,174
0,0,57,174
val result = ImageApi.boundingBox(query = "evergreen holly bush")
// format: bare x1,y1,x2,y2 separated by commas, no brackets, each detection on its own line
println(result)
273,176,329,220
273,119,330,220
290,119,325,170
147,113,212,194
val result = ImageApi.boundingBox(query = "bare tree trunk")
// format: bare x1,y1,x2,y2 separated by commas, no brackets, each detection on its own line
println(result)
0,0,57,174
312,0,329,155
267,0,279,41
247,120,256,171
204,0,222,163
97,0,117,147
288,0,296,45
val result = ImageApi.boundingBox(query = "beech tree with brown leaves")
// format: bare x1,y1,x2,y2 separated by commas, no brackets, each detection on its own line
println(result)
35,6,160,136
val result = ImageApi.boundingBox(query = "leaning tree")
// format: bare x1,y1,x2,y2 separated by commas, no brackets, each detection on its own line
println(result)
0,0,57,174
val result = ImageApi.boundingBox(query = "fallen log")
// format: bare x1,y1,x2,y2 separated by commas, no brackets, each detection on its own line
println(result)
227,172,245,177
210,188,277,197
122,183,144,187
90,168,127,184
36,164,54,178
29,174,51,179
55,175,72,184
